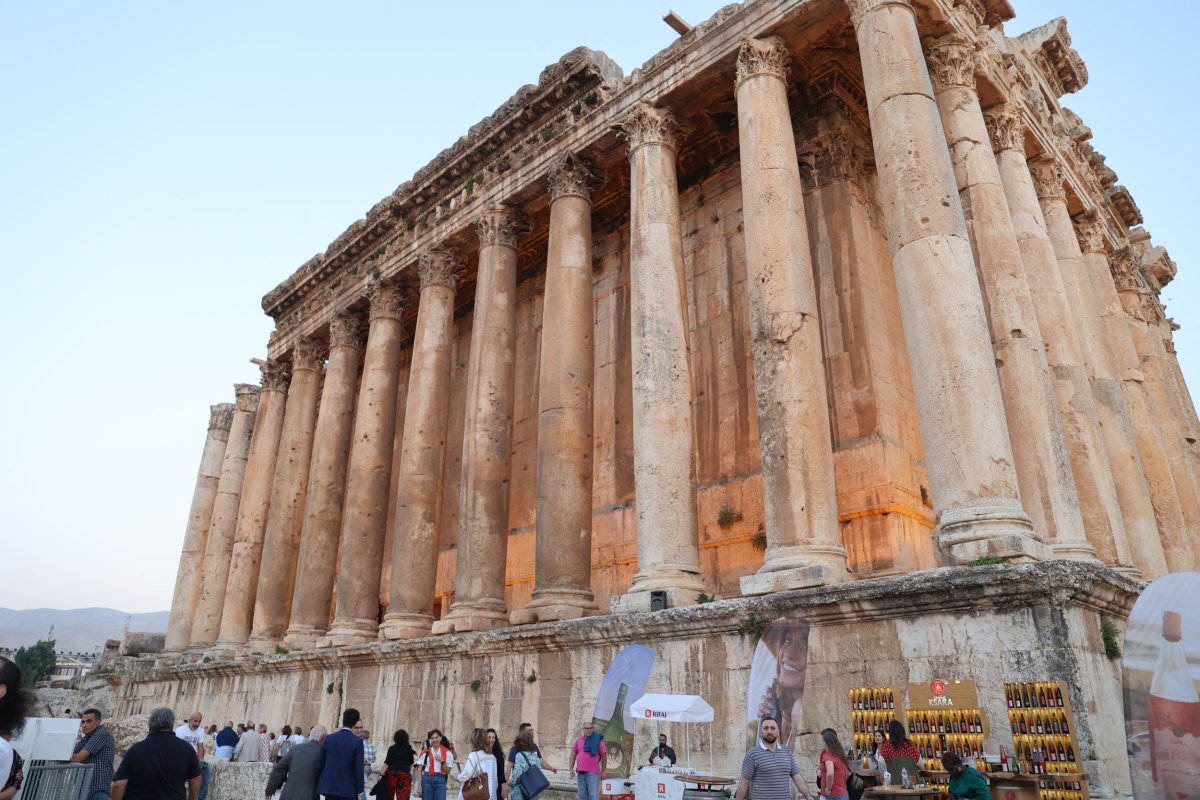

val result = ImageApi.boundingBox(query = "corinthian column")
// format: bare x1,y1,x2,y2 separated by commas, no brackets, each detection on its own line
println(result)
609,102,705,612
988,116,1133,572
284,313,365,648
432,206,525,634
323,281,408,645
1035,167,1166,578
1074,218,1185,572
246,338,325,652
512,155,600,625
733,37,848,593
925,35,1091,559
189,384,258,650
380,250,464,639
847,0,1041,563
212,359,289,655
164,403,233,652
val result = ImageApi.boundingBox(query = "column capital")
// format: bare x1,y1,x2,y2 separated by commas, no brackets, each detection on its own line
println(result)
618,103,683,153
368,279,409,321
925,34,976,92
846,0,914,29
1073,211,1107,255
418,247,466,290
292,337,327,373
801,133,871,192
735,36,790,88
548,152,595,203
1109,247,1146,292
475,204,527,249
1029,156,1066,202
329,311,367,349
260,358,291,392
209,403,235,432
234,383,261,413
983,106,1024,154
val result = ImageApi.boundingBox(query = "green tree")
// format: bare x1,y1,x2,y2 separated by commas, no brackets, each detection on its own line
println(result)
14,639,57,684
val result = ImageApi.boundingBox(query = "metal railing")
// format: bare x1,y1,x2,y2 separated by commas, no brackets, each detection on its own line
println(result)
14,761,93,800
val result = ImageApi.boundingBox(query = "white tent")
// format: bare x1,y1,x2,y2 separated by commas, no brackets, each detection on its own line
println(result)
629,693,715,723
629,694,715,771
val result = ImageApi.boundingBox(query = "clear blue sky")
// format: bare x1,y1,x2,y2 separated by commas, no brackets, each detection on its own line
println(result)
1,2,1195,613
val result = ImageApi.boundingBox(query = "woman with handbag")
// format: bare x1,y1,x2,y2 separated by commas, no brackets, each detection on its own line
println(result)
508,729,548,800
457,728,498,800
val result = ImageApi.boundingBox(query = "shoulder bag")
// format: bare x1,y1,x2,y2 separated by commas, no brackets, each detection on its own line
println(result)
516,752,550,800
462,752,491,800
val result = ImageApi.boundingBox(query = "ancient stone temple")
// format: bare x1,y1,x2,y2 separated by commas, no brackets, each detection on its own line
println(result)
133,1,1197,795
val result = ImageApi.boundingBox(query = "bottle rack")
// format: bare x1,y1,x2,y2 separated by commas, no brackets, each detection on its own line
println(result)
905,708,988,772
1004,681,1080,774
1036,777,1086,800
848,686,903,755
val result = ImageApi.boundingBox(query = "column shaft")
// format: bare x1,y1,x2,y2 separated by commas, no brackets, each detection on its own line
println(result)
284,314,364,648
611,103,705,613
848,0,1040,562
735,37,847,594
1037,177,1166,578
926,36,1091,559
433,206,523,634
991,127,1133,572
189,384,258,650
164,403,233,652
380,252,462,639
324,282,408,645
513,156,599,624
212,360,289,653
246,339,325,651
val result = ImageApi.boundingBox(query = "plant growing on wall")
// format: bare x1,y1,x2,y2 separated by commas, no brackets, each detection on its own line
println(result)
717,505,744,529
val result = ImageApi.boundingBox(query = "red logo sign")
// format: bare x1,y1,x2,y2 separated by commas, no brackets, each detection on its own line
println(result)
658,784,666,794
930,679,947,697
645,710,652,717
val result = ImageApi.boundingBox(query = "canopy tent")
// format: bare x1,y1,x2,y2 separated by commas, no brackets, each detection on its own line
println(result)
629,694,715,723
628,694,715,771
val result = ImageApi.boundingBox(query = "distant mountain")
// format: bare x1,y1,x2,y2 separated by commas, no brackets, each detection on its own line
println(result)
0,607,168,653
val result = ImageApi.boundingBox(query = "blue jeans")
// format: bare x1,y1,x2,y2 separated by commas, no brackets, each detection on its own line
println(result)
199,761,210,800
87,792,111,800
577,771,600,800
423,772,447,800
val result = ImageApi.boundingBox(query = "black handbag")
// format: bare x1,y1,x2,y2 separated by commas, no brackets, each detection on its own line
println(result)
370,776,388,797
516,752,550,799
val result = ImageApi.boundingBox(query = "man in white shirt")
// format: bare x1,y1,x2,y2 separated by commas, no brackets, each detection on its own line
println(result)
175,711,209,800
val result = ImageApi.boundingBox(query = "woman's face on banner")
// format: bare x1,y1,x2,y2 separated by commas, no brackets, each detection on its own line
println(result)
776,624,808,692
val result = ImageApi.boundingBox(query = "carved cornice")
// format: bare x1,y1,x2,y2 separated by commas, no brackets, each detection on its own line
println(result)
618,103,682,153
547,152,595,202
1073,212,1106,255
476,204,528,249
234,383,261,413
1029,157,1065,202
209,403,235,433
292,337,327,372
735,36,790,87
1015,17,1088,98
805,61,870,132
846,0,914,29
260,359,292,393
329,311,367,350
1106,185,1143,227
983,106,1024,153
418,248,466,291
368,280,408,322
926,34,976,92
951,0,987,31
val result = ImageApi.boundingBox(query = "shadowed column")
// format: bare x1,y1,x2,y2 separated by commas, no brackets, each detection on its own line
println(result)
164,402,233,652
380,250,464,639
284,312,365,648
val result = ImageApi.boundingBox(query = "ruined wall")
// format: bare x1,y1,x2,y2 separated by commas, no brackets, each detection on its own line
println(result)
125,562,1135,796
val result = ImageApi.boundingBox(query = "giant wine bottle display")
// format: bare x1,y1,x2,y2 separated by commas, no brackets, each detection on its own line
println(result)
1123,572,1200,800
591,645,654,778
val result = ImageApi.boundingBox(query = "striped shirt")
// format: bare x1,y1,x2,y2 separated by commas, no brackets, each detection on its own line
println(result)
740,745,800,800
73,725,116,796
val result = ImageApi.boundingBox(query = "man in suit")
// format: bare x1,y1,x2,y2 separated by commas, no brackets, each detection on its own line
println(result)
234,720,263,762
317,708,366,800
265,726,328,800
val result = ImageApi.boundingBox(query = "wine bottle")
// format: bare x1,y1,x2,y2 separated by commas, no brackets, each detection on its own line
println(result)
1150,610,1200,799
600,683,631,777
1006,683,1014,708
1055,685,1064,707
1039,685,1048,708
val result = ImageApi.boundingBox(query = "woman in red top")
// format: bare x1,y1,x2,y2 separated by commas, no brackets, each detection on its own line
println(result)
818,729,850,800
877,720,920,760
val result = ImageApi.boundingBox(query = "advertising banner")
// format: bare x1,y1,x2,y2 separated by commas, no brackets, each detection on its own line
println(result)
592,644,655,778
745,615,811,752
